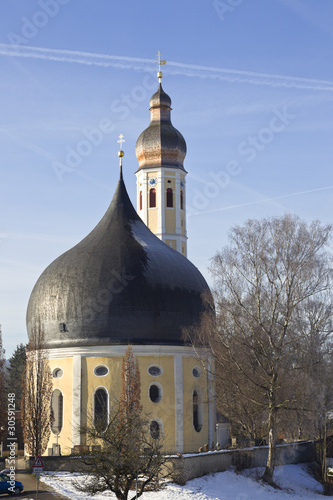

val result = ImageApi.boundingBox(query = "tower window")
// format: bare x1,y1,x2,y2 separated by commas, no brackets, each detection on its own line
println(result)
139,190,142,211
149,383,162,403
193,388,203,432
166,188,173,208
180,190,184,210
51,389,63,435
149,188,156,208
94,388,108,431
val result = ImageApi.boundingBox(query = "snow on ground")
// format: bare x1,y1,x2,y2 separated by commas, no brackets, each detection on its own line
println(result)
40,463,324,500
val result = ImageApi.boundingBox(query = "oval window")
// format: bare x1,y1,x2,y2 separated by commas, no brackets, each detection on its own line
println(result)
192,366,201,378
149,383,162,403
94,365,109,377
148,365,162,376
52,368,63,379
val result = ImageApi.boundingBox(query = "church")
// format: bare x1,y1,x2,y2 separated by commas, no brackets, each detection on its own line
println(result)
26,63,216,455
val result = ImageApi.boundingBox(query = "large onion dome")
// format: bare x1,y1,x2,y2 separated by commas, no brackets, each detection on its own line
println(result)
135,83,187,171
26,168,212,349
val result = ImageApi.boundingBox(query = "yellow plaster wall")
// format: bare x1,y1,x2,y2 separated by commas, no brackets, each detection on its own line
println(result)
83,355,176,453
181,213,185,236
165,209,176,233
165,239,176,250
183,357,209,453
148,208,158,233
84,356,123,415
138,355,176,453
48,357,73,455
47,353,210,455
147,171,158,233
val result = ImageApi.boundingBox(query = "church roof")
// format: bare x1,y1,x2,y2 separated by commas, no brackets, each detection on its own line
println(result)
26,168,212,349
135,83,187,171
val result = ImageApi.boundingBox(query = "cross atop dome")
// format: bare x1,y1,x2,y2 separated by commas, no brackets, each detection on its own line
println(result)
117,133,125,168
156,50,166,82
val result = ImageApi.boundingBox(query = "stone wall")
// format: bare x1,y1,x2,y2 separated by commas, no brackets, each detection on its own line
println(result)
25,441,315,482
175,441,316,481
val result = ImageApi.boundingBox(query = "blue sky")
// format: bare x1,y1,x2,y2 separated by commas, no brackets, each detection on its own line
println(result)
1,0,333,356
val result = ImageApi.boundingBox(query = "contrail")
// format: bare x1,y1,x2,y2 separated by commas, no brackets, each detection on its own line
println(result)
189,185,333,216
0,44,333,92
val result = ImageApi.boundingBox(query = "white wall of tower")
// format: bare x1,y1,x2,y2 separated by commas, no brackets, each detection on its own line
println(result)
136,166,187,257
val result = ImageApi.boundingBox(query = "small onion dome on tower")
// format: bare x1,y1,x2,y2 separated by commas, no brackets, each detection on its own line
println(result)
135,82,187,171
26,144,212,349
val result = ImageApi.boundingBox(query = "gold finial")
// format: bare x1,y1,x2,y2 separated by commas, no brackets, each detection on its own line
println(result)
156,50,166,82
117,133,125,167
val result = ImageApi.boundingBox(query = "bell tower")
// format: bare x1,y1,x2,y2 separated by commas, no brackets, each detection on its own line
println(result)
135,52,188,257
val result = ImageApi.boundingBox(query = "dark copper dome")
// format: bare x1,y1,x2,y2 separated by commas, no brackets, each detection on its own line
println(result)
150,85,171,108
26,169,211,349
135,83,186,171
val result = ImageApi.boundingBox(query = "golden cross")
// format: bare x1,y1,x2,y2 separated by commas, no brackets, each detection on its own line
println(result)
156,50,167,74
117,133,125,150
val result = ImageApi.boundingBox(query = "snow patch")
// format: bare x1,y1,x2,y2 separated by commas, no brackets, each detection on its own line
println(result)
39,463,324,500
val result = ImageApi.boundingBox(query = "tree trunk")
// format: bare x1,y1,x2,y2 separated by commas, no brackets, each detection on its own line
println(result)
263,388,277,484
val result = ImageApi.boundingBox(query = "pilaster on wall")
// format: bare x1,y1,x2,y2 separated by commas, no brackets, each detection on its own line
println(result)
72,355,82,446
207,356,215,449
174,354,184,453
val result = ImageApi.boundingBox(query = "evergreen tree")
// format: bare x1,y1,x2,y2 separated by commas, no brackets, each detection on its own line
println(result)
6,343,26,410
0,326,6,442
119,344,141,419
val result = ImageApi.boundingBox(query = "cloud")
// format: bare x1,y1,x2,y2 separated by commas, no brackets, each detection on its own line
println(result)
189,185,333,216
0,44,333,92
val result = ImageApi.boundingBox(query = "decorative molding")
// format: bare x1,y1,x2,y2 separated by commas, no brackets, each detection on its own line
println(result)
47,344,206,359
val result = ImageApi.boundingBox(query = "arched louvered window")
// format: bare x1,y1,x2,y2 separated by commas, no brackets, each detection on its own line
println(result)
166,188,173,208
51,389,63,435
139,191,143,210
180,190,184,210
193,388,203,432
149,188,156,208
94,388,108,430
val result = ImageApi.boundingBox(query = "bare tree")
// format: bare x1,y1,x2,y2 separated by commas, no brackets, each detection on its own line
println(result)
76,345,169,500
21,324,53,457
187,214,333,484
